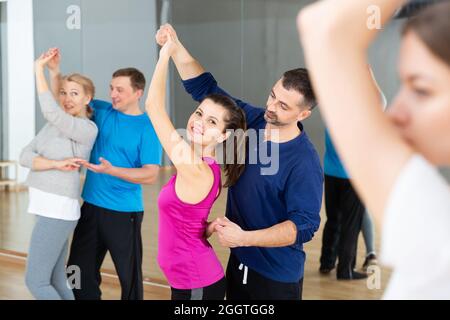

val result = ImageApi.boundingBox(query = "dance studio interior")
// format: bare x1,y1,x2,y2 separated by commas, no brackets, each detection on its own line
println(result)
0,0,449,301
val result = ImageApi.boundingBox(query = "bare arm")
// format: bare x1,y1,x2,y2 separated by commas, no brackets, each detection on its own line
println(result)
244,221,297,247
145,34,210,180
32,157,81,172
109,165,160,185
80,158,160,185
214,217,297,248
297,0,412,224
155,24,205,80
46,47,62,100
35,59,51,94
35,48,60,95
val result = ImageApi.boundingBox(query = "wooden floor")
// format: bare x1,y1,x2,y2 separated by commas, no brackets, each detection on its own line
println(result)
0,252,171,300
0,170,391,300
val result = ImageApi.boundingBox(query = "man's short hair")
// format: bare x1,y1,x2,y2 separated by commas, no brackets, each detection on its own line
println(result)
282,68,317,110
112,67,146,92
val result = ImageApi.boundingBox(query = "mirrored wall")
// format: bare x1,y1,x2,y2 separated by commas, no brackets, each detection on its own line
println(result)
2,0,408,283
0,1,6,161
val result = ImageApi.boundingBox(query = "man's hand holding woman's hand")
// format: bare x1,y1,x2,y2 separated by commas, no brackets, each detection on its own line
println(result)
156,24,180,57
206,217,249,248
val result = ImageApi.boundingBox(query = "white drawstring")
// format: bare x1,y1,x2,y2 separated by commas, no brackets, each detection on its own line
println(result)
238,263,248,285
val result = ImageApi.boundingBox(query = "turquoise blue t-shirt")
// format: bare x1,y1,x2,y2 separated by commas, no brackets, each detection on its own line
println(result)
81,99,162,212
323,129,349,179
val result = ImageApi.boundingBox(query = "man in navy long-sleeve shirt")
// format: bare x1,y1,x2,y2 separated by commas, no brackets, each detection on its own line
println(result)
156,24,323,300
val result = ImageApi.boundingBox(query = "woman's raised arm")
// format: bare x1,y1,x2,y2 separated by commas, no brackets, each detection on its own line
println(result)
297,0,412,222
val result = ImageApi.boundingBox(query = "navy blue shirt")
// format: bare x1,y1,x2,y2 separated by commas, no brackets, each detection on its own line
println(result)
183,73,323,282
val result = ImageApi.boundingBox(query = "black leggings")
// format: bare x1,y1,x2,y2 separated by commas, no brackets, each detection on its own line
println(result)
171,277,226,300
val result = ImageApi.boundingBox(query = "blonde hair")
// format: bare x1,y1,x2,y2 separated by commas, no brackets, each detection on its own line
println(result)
62,73,95,118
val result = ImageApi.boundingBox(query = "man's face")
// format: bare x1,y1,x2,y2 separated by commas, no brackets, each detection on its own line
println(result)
264,79,311,127
109,76,143,111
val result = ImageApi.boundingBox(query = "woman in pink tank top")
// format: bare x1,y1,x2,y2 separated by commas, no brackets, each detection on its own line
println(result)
144,32,246,300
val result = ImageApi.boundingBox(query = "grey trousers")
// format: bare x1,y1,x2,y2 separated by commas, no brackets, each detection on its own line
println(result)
361,210,376,255
25,215,77,300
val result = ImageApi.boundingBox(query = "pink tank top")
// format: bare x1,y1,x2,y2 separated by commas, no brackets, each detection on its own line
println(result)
157,157,224,289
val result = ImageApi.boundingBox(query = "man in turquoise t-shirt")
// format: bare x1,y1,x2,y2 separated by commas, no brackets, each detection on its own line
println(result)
65,68,162,300
320,78,386,279
320,130,368,280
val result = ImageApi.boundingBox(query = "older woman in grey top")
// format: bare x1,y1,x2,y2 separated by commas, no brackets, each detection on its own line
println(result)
19,48,98,300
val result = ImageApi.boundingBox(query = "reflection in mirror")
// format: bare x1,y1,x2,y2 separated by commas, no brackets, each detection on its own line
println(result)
1,0,416,300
